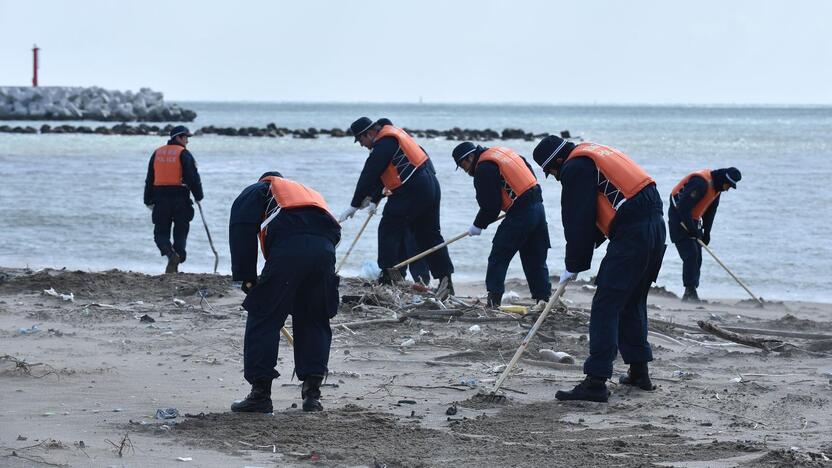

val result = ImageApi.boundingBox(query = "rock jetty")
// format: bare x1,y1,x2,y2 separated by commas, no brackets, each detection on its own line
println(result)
0,87,196,122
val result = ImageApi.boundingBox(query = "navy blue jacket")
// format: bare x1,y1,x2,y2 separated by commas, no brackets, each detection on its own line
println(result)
143,140,204,205
668,175,720,243
349,134,434,208
472,156,542,229
560,156,662,273
229,181,341,282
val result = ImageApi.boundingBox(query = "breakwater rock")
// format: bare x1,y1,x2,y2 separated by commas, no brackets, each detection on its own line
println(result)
0,86,196,122
0,122,577,142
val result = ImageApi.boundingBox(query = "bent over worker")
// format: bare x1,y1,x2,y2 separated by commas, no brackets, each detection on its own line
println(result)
229,172,341,413
451,142,552,309
668,167,742,302
533,136,666,402
143,125,203,273
339,117,454,291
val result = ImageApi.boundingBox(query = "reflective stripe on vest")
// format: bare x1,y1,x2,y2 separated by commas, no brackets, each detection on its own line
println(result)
374,126,429,191
477,147,538,211
153,145,185,186
670,169,718,220
257,176,334,259
566,143,655,237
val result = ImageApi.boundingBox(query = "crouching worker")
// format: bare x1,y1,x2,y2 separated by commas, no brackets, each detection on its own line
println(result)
229,172,341,413
533,136,666,402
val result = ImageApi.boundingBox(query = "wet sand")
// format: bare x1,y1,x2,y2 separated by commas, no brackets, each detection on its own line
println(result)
1,268,830,467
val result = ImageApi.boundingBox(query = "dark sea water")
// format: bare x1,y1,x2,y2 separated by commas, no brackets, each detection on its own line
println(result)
1,102,830,302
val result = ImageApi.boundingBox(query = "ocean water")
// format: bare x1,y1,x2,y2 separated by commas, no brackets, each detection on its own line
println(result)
1,102,830,302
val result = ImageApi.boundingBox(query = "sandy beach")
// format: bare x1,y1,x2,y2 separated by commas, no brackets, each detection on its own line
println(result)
1,267,830,467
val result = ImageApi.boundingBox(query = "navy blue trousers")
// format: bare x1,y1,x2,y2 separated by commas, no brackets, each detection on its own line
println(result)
400,230,431,284
674,238,702,288
486,202,552,301
241,234,339,383
152,198,194,262
583,215,666,379
378,173,453,278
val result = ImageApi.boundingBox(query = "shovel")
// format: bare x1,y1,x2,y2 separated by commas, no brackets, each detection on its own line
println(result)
196,201,219,274
482,280,569,403
680,223,763,307
386,213,506,283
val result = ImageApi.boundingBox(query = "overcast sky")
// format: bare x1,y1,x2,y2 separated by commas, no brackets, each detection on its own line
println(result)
1,0,830,104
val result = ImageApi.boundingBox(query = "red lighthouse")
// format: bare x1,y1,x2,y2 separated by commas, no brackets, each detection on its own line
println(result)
32,45,40,87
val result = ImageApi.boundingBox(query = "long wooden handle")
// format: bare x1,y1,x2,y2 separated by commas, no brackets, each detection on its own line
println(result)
335,212,374,274
491,281,568,394
393,213,506,270
196,201,219,274
280,327,294,346
698,240,764,307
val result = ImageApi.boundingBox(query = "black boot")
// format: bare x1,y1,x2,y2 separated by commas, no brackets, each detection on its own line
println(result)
231,379,273,413
555,375,610,403
165,250,181,274
435,275,455,300
682,287,701,303
301,375,324,412
618,362,656,391
379,270,394,285
486,292,502,308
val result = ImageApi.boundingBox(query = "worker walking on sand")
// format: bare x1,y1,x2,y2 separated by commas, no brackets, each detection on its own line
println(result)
533,135,666,403
338,117,454,292
143,125,203,273
668,167,742,302
228,172,341,413
450,142,552,309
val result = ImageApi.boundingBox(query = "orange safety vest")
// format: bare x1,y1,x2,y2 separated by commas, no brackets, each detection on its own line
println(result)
153,145,185,186
566,143,655,237
374,126,429,191
670,169,719,220
257,176,334,258
477,147,538,211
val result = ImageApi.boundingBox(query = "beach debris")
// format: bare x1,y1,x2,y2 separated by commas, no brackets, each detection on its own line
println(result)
490,364,507,374
155,407,179,419
467,325,481,334
539,349,575,364
501,291,520,304
42,287,74,302
18,324,41,335
360,261,382,281
139,314,155,323
445,404,458,416
697,320,795,353
397,399,417,405
499,305,528,315
400,338,416,348
176,457,193,462
105,432,134,457
173,298,187,307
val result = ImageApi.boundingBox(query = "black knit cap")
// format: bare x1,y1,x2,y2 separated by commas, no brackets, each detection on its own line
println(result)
451,141,479,171
532,135,575,179
349,117,374,142
712,167,742,189
258,171,283,181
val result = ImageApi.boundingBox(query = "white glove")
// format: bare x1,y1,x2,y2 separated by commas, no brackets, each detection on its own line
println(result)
146,204,154,211
467,225,482,236
366,202,377,215
338,206,358,223
558,269,577,284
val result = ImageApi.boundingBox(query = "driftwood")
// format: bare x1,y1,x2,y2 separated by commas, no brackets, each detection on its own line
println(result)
697,320,786,352
333,309,465,329
720,327,832,341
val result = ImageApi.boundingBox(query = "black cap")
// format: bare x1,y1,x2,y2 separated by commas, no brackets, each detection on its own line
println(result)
258,171,283,181
349,117,374,142
712,167,742,189
169,125,192,138
532,135,574,178
452,142,478,170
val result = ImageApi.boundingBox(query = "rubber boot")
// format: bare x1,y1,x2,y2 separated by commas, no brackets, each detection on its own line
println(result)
682,287,700,303
301,375,324,412
231,379,273,413
435,275,454,300
555,375,610,403
378,270,394,285
618,362,656,391
165,250,181,274
486,291,502,308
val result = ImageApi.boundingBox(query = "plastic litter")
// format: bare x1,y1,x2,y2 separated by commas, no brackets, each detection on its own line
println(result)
467,325,481,334
176,457,192,462
501,291,520,304
400,338,416,347
173,298,187,307
18,324,41,335
499,305,528,315
459,378,479,387
539,349,575,364
155,408,179,420
360,261,381,281
139,314,155,323
43,287,74,302
491,364,507,373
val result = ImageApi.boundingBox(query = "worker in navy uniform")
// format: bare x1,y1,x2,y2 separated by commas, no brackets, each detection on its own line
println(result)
451,142,551,309
533,135,666,402
668,167,742,302
144,125,203,273
339,117,454,292
229,172,341,413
